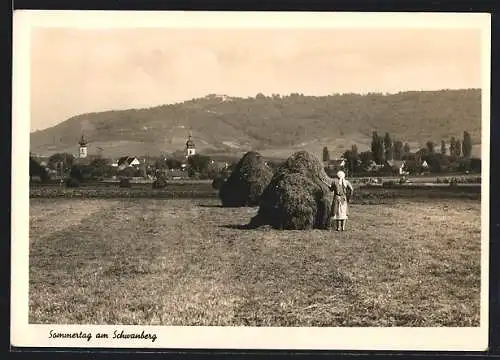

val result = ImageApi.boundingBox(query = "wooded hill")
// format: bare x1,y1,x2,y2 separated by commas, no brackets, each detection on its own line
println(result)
30,89,481,159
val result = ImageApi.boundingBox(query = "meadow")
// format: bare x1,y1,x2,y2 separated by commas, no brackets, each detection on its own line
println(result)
29,196,481,327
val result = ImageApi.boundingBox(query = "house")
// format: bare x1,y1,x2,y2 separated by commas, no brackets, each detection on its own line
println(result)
386,160,408,175
117,156,141,170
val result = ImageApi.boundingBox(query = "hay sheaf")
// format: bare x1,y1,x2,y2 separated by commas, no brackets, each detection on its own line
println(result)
249,150,334,230
219,151,273,207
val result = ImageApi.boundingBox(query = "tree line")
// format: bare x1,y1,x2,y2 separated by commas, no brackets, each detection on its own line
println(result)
322,130,478,176
29,152,234,183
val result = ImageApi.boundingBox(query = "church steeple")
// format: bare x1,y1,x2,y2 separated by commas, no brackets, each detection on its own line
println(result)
79,132,87,146
78,132,88,158
185,131,196,158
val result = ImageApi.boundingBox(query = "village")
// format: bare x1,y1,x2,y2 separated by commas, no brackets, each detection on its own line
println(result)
29,128,482,188
29,132,232,184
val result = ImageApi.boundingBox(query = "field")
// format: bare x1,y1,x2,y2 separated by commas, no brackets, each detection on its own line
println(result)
29,195,481,327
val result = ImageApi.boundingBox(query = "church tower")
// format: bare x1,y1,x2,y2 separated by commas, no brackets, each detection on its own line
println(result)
185,132,196,158
78,133,88,159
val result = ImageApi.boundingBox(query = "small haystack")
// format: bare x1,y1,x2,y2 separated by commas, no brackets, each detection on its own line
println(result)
219,151,273,207
249,151,334,230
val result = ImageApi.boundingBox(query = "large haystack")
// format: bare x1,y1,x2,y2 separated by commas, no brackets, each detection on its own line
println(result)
249,150,334,230
219,151,273,207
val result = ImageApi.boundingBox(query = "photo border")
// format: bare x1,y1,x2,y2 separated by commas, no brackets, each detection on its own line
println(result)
10,4,497,356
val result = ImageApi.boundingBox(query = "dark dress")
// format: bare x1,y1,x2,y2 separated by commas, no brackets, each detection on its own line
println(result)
330,178,352,220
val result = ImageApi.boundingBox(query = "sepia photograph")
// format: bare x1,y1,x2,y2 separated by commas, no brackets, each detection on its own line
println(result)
12,11,490,350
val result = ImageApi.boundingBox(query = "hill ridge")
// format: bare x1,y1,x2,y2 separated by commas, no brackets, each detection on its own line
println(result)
30,89,482,159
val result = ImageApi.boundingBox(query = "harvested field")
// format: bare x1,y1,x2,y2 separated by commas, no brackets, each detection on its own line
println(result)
29,197,481,326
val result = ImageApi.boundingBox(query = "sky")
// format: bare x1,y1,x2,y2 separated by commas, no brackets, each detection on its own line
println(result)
30,27,482,132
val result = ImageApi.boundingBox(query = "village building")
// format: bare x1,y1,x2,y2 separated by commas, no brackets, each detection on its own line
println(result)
185,132,196,159
78,133,88,159
117,156,141,170
386,160,408,175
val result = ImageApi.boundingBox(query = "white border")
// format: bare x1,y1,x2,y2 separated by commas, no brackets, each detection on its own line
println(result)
12,11,491,350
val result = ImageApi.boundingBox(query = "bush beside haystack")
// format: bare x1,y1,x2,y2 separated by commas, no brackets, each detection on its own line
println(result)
249,150,334,230
219,151,273,207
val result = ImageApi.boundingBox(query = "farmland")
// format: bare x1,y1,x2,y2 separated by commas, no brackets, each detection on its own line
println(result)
29,196,481,327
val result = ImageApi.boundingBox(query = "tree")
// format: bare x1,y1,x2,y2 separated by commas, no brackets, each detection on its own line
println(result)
343,147,360,176
426,153,450,173
454,139,462,157
69,165,83,181
166,158,183,169
440,140,446,155
426,141,435,154
322,146,330,162
403,142,411,155
383,132,393,161
393,140,403,160
29,157,48,182
48,153,74,172
187,154,211,176
359,151,373,170
119,166,139,179
449,137,457,158
371,131,384,164
90,157,110,178
462,131,472,158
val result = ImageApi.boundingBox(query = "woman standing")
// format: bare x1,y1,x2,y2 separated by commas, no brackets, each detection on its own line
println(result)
330,170,354,231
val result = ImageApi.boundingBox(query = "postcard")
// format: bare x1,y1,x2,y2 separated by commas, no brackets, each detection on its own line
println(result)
13,10,490,350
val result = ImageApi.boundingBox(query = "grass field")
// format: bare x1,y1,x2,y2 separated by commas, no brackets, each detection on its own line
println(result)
29,197,481,327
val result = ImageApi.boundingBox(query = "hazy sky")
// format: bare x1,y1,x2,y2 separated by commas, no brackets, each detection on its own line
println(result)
30,28,481,131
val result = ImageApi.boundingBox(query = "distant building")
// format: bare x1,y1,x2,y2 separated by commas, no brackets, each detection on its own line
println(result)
386,160,408,175
185,132,196,159
117,156,141,170
78,133,88,159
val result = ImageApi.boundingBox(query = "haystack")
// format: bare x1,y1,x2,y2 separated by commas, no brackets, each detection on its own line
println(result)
249,150,334,230
219,151,273,207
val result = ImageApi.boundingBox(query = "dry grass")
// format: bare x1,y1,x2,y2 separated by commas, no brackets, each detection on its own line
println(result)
29,198,481,326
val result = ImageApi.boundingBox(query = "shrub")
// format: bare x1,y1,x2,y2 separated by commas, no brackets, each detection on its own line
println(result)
119,178,131,188
152,177,167,189
219,151,273,207
212,176,226,190
249,150,334,230
382,180,397,188
65,178,80,188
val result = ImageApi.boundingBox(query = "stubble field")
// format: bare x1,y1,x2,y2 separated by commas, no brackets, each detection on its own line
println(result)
29,197,481,327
